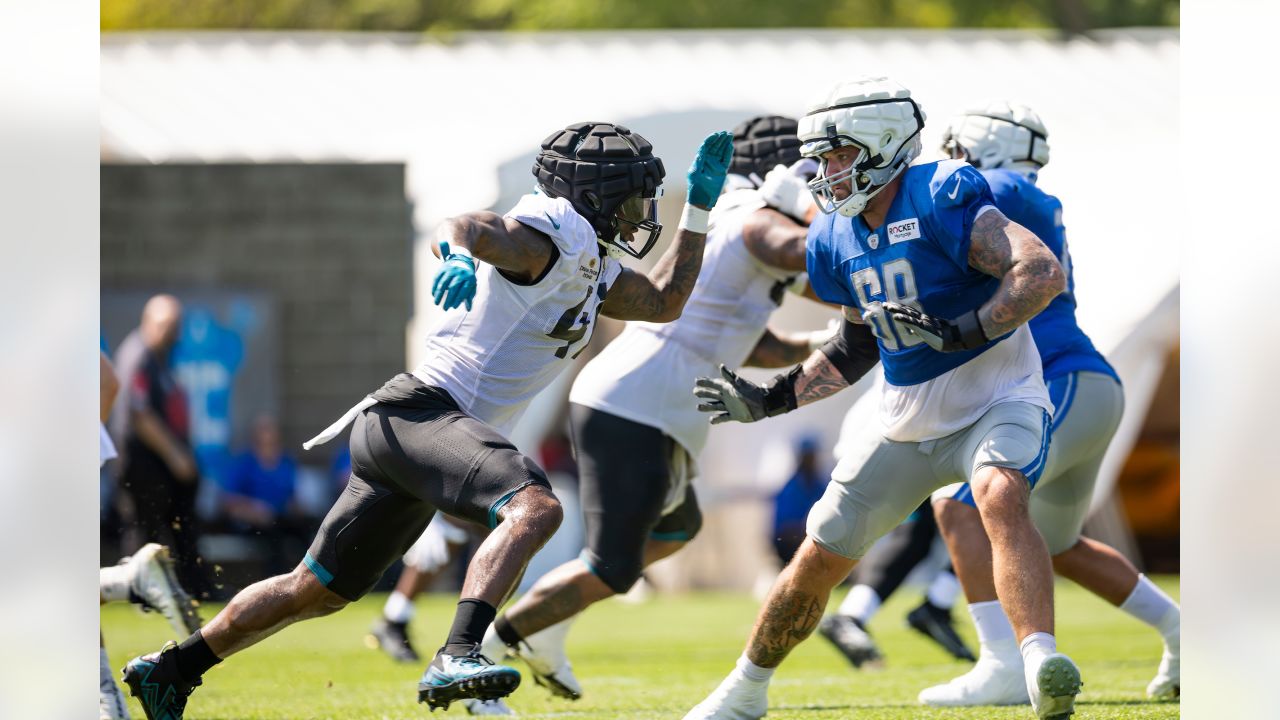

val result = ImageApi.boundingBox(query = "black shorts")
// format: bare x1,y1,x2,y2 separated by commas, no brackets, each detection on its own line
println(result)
305,374,552,600
570,403,702,594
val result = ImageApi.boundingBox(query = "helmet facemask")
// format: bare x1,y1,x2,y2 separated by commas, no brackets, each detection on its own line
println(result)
805,133,922,218
606,190,663,260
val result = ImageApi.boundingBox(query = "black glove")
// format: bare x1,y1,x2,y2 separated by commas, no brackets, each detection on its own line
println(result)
692,365,799,424
882,302,988,353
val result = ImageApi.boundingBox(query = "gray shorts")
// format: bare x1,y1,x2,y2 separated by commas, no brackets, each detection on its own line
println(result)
808,400,1050,559
937,371,1124,554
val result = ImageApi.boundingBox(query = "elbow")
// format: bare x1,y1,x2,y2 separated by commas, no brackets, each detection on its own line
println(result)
653,305,683,323
1045,257,1067,297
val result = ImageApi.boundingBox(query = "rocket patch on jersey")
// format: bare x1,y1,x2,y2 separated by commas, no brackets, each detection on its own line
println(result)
887,218,921,244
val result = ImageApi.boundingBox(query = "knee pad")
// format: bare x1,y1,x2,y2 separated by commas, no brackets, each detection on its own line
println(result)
580,548,644,595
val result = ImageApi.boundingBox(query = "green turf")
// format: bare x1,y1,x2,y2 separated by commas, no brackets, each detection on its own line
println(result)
102,576,1179,719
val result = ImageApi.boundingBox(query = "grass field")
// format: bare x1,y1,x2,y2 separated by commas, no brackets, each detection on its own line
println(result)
102,576,1179,719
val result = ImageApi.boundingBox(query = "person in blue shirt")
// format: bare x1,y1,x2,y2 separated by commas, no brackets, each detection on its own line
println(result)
220,414,312,577
919,101,1180,707
770,435,829,564
686,77,1076,720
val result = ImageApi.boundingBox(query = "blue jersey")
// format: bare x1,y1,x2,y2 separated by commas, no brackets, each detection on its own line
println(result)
982,169,1118,383
807,160,1012,386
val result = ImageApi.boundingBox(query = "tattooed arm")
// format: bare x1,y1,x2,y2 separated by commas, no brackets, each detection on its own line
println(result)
601,226,708,322
967,207,1066,338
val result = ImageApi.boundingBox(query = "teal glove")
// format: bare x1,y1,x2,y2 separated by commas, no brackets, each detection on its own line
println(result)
431,241,477,311
686,131,734,208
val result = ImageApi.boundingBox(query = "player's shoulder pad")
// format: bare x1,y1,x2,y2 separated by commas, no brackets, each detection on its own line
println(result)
982,168,1061,223
922,159,990,211
504,192,596,256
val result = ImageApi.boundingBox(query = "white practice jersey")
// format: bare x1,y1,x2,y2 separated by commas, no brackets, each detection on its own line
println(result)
100,422,117,467
571,189,797,457
413,193,622,437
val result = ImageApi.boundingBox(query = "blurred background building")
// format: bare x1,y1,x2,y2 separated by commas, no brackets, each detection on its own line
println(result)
100,4,1179,595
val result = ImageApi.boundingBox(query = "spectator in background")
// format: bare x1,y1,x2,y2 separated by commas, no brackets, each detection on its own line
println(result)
220,413,311,576
111,294,207,597
771,434,827,564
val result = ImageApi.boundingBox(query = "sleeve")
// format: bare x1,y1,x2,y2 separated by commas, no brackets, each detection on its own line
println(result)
925,163,998,270
127,367,151,412
804,220,856,306
504,194,589,260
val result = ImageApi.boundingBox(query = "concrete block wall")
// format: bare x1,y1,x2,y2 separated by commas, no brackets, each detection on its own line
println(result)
101,163,413,457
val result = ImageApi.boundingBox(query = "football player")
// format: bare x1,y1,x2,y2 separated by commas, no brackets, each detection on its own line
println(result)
684,77,1079,720
121,122,734,718
99,350,201,720
471,116,835,715
918,101,1180,707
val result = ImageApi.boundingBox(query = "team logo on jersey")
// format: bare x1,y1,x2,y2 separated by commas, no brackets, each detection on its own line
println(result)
867,233,879,249
887,218,921,245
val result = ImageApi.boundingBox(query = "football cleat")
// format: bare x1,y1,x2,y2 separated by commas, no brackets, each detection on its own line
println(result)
907,601,977,661
463,697,517,716
918,654,1029,706
682,670,769,720
1146,641,1180,700
126,544,202,636
121,642,203,720
368,618,421,663
100,673,131,720
510,622,582,700
1027,652,1082,719
818,614,884,669
417,647,521,711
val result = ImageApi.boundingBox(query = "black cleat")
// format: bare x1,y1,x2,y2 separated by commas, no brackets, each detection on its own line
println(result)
121,642,202,720
907,601,977,662
818,614,884,669
417,646,521,711
369,618,421,663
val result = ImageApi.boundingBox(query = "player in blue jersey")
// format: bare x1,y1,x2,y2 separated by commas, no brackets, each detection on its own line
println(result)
917,101,1180,707
684,77,1078,720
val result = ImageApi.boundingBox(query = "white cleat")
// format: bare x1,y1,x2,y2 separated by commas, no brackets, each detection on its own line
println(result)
918,654,1029,706
125,544,202,635
683,671,769,720
1146,643,1179,700
512,621,582,700
1026,653,1082,719
463,697,518,715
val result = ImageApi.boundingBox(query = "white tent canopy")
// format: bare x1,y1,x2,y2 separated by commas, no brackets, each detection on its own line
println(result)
102,30,1179,569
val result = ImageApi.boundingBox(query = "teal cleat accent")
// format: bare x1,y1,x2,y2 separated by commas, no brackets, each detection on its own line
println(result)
121,642,202,720
418,647,521,711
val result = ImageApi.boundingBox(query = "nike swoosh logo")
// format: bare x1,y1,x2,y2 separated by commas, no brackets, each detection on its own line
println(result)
946,176,963,200
545,212,561,230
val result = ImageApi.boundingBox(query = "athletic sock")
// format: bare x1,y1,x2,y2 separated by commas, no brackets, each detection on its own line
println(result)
100,564,132,603
444,598,498,655
968,601,1019,663
836,584,881,624
175,630,222,682
926,570,961,610
494,613,525,648
1119,574,1180,647
1019,631,1057,668
383,590,415,624
736,653,775,683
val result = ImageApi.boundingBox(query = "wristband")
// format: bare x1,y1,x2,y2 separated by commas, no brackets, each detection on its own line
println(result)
761,364,802,416
678,204,711,234
440,241,473,260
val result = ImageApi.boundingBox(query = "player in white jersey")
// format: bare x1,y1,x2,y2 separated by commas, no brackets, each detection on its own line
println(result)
683,77,1078,720
470,117,834,713
98,350,201,720
917,102,1180,708
121,122,734,719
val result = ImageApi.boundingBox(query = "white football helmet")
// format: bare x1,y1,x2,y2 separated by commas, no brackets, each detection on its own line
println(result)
798,76,926,217
941,101,1050,180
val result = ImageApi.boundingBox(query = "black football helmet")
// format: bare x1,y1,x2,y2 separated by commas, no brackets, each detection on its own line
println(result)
533,122,666,259
729,115,803,184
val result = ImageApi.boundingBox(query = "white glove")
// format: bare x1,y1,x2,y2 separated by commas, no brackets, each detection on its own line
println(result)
759,161,817,222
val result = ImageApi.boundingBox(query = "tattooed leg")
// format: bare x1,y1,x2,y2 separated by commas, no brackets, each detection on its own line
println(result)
746,537,858,668
501,559,614,638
